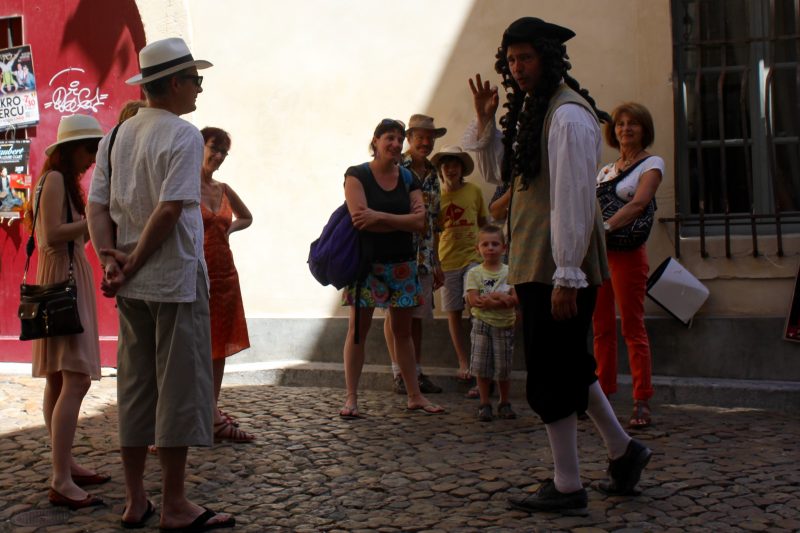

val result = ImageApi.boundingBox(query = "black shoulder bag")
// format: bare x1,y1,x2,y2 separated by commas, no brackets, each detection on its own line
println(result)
18,173,84,340
596,156,657,251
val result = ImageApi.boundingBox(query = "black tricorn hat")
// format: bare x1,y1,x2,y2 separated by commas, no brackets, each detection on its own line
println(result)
501,17,575,48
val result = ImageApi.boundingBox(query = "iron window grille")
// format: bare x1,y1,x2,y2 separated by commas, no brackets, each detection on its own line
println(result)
668,0,800,258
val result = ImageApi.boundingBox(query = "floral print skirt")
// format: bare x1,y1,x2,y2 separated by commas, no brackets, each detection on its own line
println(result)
342,260,421,309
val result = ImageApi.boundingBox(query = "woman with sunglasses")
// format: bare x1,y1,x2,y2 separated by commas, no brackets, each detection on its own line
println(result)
340,118,445,418
27,114,107,510
199,126,254,442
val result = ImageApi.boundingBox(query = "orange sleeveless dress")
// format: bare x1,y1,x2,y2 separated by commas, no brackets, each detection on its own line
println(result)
201,188,250,359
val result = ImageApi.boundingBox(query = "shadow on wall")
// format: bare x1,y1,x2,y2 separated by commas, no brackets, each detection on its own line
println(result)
247,2,535,378
60,0,146,87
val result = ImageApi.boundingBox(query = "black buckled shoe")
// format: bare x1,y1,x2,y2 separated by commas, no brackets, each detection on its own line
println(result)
507,479,588,516
597,439,652,496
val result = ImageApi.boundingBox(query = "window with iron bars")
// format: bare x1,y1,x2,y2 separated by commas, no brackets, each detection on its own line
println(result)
670,0,800,258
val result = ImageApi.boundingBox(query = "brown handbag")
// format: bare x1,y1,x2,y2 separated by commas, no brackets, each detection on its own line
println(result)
18,173,84,340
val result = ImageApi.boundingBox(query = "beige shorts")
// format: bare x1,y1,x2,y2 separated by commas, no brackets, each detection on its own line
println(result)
116,268,214,447
441,263,478,312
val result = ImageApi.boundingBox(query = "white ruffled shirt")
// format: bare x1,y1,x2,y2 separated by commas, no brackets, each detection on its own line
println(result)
462,103,601,288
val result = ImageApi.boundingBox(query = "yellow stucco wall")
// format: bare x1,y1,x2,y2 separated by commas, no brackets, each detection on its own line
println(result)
133,0,798,319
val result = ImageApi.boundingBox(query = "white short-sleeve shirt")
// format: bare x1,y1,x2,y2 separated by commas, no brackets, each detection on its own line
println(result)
88,107,208,302
596,156,665,201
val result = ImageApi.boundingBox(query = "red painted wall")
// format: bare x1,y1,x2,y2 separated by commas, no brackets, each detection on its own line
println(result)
0,0,145,365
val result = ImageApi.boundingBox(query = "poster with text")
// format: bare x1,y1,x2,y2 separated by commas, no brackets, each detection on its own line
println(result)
0,139,31,215
0,45,39,130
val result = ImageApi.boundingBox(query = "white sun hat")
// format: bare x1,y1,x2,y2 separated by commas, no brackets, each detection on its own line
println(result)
126,37,212,86
44,114,104,156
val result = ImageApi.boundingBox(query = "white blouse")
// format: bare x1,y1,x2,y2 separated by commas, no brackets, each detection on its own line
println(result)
596,156,665,201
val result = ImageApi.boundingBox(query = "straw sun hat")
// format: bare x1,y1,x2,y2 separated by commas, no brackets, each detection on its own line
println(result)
431,146,475,177
126,37,212,86
44,114,104,156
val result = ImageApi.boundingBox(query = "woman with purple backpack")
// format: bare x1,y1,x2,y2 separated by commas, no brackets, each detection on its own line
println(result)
339,118,445,418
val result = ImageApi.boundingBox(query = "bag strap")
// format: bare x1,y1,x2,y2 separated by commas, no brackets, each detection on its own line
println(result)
107,123,120,181
602,155,654,186
23,172,76,284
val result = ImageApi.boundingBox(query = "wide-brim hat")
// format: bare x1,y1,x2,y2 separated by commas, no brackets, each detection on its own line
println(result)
45,114,104,156
407,114,447,138
431,146,474,177
502,17,575,48
126,37,212,85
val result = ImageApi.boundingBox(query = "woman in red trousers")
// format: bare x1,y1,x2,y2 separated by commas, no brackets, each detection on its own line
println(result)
593,102,663,429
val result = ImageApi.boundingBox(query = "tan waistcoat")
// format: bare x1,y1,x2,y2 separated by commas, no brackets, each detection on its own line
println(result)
507,84,609,286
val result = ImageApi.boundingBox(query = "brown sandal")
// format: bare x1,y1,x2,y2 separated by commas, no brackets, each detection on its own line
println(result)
629,400,651,429
214,420,255,442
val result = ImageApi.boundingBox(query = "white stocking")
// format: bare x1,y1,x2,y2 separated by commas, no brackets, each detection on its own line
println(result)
544,414,582,493
586,381,631,459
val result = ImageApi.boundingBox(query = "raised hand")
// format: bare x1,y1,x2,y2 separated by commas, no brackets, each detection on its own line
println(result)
468,73,499,124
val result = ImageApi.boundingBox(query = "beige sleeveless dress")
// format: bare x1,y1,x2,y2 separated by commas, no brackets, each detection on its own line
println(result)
31,175,100,379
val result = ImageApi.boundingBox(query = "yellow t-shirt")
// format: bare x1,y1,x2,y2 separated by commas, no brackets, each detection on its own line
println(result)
438,182,487,271
465,263,515,328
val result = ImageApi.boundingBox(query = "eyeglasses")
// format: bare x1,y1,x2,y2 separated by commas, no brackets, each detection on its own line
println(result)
180,74,203,88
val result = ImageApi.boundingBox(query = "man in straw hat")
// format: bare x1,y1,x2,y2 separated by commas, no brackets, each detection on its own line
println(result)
463,17,652,515
383,114,446,396
87,38,235,530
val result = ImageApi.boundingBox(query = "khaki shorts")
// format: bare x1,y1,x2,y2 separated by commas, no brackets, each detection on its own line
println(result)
116,268,214,447
441,263,477,312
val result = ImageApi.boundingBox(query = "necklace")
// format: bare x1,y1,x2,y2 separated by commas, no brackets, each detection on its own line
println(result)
618,150,644,170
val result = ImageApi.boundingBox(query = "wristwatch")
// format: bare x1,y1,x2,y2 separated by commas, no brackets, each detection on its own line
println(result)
603,221,611,232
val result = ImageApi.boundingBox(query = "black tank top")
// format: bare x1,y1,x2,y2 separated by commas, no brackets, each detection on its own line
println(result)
344,163,420,262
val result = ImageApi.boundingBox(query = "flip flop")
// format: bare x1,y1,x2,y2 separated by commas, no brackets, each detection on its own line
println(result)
159,507,235,532
406,403,445,415
121,500,156,529
339,406,362,419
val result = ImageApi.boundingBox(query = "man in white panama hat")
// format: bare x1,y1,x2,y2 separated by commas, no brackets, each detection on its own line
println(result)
87,37,235,530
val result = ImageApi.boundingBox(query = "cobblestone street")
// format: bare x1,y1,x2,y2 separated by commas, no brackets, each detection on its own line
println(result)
1,374,799,532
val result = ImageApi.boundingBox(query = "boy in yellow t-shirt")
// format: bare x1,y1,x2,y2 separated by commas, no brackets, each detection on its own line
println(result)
433,146,487,383
465,225,518,421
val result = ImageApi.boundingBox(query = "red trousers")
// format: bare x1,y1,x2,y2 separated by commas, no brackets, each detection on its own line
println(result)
592,245,654,400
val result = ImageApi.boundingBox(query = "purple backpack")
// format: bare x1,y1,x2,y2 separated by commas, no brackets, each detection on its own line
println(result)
307,202,365,290
308,164,412,290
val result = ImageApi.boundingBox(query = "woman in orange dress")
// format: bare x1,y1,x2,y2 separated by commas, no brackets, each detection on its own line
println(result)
29,114,107,509
200,127,254,442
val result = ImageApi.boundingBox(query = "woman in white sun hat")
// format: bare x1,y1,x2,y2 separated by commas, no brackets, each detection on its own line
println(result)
26,113,108,510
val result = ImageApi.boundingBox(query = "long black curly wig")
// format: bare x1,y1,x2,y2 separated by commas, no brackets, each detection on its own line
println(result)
495,37,610,189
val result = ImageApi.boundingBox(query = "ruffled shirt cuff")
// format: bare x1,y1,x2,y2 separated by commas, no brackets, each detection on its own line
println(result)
461,118,496,151
552,266,589,289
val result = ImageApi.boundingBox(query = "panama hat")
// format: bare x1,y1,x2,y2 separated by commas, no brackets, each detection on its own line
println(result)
502,17,575,48
430,146,474,177
45,114,104,156
407,114,447,138
126,37,212,85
